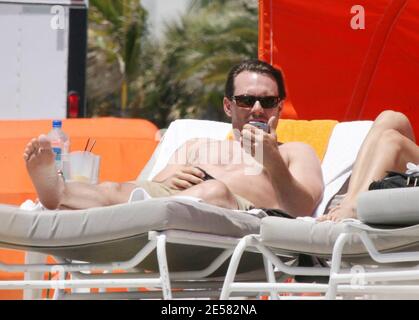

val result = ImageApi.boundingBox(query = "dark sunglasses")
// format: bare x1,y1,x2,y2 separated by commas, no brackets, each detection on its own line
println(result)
232,95,280,109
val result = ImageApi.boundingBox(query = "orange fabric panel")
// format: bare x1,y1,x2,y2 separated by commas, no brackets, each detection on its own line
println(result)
259,0,419,132
259,0,384,119
0,118,158,299
344,0,411,120
281,100,298,119
360,0,419,134
258,0,272,63
259,0,419,135
0,117,158,205
258,0,298,119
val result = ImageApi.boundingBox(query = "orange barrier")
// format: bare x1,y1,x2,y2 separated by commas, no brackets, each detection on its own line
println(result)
0,117,159,299
259,0,419,134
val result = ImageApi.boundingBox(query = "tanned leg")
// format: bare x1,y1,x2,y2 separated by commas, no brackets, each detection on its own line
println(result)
24,135,137,210
24,136,238,210
318,111,419,222
176,179,239,209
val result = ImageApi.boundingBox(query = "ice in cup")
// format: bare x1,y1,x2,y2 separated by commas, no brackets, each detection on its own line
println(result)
68,151,100,184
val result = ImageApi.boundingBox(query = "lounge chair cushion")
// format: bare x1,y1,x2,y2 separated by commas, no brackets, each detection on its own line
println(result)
0,198,264,271
260,216,419,259
358,188,419,226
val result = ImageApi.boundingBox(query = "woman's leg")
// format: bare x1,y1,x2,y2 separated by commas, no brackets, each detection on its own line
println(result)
319,110,419,222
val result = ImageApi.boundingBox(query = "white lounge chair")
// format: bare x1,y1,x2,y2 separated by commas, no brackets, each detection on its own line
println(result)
221,178,419,300
0,119,266,300
0,118,373,300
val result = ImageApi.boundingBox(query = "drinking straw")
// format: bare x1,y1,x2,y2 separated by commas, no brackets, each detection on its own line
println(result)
84,138,91,152
89,140,96,153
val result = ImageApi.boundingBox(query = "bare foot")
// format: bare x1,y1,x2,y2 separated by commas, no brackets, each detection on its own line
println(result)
317,203,357,222
24,134,64,209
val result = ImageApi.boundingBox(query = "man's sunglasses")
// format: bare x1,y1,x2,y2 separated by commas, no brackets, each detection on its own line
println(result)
231,95,280,109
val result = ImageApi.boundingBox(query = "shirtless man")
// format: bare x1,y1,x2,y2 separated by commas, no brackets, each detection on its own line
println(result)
23,59,324,217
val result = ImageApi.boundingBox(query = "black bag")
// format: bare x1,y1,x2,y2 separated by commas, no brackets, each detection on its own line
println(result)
368,171,419,190
261,208,295,219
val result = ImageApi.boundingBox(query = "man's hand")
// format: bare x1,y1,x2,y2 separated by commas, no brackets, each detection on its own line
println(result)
161,166,205,190
241,116,280,166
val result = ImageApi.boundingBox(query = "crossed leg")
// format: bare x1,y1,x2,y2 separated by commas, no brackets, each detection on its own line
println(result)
318,110,419,222
24,135,239,210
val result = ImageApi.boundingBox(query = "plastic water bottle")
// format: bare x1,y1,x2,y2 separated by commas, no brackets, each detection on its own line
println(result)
47,120,70,177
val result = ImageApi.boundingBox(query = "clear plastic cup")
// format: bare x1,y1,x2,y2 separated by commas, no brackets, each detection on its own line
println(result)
68,151,100,184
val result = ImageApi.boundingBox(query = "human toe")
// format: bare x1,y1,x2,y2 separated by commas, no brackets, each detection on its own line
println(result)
317,214,330,222
38,134,52,150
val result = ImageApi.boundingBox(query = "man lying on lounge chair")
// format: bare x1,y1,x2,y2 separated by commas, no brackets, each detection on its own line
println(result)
23,59,418,221
23,59,324,217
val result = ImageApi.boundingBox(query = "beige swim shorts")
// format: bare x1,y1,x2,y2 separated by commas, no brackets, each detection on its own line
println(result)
134,181,254,211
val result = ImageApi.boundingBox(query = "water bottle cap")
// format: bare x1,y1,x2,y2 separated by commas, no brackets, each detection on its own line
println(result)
52,120,62,128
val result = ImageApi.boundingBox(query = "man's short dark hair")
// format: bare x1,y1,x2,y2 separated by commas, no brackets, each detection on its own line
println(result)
224,59,286,101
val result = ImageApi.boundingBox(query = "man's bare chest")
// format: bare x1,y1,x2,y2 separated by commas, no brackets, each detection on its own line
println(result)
187,140,258,167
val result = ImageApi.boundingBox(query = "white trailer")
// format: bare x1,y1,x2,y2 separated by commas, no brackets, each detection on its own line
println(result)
0,0,88,119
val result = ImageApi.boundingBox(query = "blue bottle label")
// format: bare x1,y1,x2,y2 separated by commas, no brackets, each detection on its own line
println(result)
52,147,62,161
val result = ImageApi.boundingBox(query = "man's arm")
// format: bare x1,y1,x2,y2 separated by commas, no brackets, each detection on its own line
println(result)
242,121,324,217
265,142,324,217
152,139,206,189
